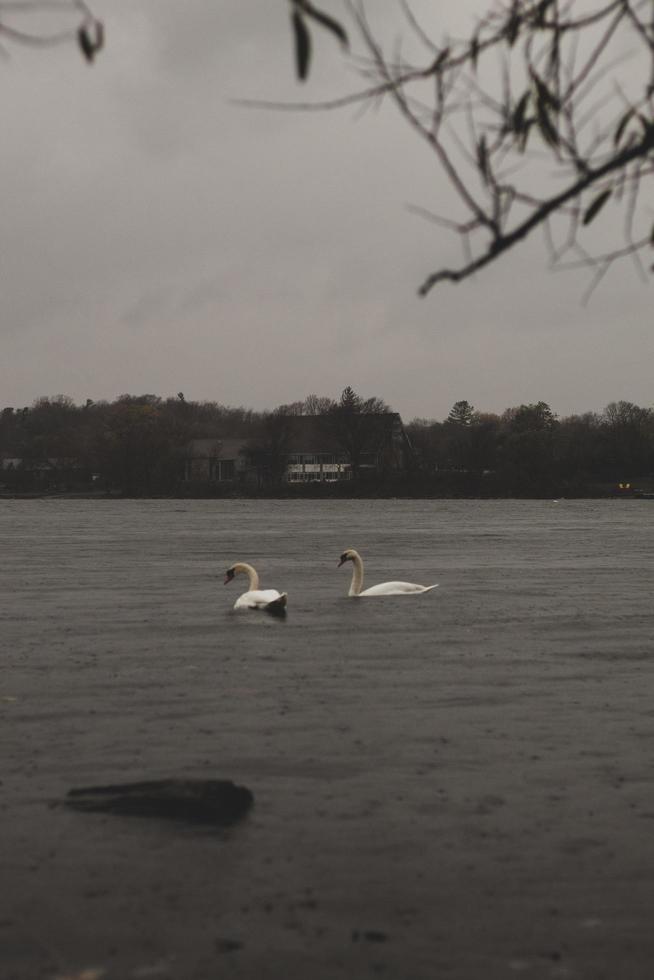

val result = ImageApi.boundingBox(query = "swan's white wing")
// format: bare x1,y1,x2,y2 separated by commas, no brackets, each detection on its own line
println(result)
234,589,286,609
358,581,438,597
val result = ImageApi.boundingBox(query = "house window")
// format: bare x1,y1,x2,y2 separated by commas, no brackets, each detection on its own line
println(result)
219,460,235,481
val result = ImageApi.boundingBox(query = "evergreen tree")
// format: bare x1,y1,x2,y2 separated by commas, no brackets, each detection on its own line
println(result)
446,401,476,427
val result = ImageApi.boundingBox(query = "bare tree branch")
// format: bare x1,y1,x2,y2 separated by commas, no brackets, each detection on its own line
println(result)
0,1,102,57
417,128,654,293
266,2,654,295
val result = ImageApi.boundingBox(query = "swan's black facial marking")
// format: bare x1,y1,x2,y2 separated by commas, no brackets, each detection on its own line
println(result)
224,567,235,585
337,552,351,567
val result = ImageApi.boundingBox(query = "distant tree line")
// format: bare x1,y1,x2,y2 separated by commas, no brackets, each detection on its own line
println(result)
406,398,654,496
0,391,652,496
0,388,389,495
0,393,253,495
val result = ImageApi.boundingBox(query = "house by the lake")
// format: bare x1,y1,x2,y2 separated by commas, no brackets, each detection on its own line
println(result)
183,413,413,488
183,439,247,484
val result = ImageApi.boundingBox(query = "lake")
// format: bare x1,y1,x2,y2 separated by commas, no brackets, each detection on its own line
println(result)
2,498,654,979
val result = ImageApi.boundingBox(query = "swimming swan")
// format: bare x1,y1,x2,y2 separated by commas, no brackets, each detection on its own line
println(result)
224,562,287,614
337,548,438,597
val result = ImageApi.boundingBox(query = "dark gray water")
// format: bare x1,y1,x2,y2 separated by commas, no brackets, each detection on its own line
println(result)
2,498,654,979
3,498,652,686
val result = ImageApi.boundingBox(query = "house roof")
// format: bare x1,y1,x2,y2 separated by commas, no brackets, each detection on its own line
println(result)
186,438,248,459
186,413,406,458
281,413,403,453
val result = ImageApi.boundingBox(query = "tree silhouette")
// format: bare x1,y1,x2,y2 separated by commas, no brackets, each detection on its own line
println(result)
280,1,654,298
446,400,476,426
0,2,103,61
325,386,391,477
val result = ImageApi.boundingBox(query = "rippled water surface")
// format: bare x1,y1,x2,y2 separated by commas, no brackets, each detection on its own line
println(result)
3,497,652,667
2,498,654,979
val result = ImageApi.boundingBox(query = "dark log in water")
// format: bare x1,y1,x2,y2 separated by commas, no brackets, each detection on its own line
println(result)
66,779,254,826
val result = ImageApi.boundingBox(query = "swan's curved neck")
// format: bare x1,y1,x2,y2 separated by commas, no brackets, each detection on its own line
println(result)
235,562,259,591
349,553,364,596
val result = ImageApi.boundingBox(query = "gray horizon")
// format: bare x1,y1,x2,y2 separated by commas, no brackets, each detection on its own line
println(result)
0,1,651,423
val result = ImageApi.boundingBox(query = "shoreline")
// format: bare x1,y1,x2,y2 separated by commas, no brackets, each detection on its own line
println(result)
0,490,644,502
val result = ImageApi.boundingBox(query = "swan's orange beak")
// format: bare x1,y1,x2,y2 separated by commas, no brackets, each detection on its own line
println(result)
337,556,346,567
224,570,234,585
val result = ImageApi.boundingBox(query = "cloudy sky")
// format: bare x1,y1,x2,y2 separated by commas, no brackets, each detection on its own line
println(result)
0,1,651,422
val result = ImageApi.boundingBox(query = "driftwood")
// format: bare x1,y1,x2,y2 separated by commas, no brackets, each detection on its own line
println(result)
65,778,254,826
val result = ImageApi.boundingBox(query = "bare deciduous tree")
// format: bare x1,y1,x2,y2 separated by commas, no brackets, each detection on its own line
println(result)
280,1,654,298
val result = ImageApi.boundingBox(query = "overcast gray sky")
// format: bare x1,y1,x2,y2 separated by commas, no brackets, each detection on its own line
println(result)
0,1,651,422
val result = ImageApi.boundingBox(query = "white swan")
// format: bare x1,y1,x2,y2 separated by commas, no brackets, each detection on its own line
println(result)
337,548,438,597
224,562,287,614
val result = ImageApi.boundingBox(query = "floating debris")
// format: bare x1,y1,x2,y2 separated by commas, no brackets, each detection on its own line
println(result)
351,929,388,943
215,938,244,953
65,778,253,826
54,969,105,980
